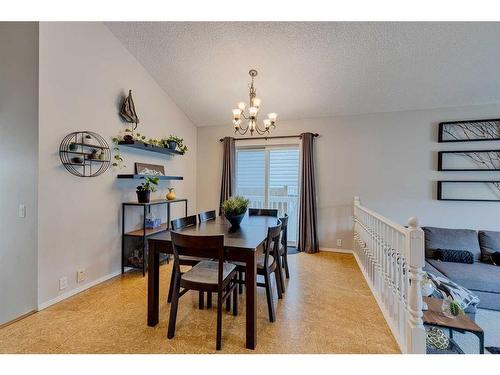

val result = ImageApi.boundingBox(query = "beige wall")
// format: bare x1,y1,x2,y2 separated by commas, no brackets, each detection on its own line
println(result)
0,22,39,324
38,22,197,307
197,104,500,250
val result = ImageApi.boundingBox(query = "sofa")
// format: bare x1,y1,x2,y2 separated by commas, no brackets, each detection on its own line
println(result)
422,227,500,311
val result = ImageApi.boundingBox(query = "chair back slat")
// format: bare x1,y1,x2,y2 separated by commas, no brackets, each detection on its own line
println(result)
249,208,278,217
198,210,217,223
171,215,197,231
279,214,288,247
263,222,282,269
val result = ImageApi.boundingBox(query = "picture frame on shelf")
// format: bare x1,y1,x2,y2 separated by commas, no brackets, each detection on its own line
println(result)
134,162,165,176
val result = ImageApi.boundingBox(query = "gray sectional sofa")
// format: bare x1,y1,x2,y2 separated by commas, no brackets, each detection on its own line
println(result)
422,227,500,311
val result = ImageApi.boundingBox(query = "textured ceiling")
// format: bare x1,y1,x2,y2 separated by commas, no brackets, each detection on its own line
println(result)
106,22,500,127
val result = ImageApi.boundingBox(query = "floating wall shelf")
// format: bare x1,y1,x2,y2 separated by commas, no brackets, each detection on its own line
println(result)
117,141,183,156
117,174,183,180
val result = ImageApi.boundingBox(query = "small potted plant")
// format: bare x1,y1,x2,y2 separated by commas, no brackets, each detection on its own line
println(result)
166,135,188,154
221,196,249,227
136,176,159,203
69,142,78,151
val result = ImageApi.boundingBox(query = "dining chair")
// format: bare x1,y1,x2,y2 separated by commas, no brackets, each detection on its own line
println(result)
248,208,278,217
168,232,238,350
278,214,290,279
233,221,283,322
198,210,216,223
168,215,208,309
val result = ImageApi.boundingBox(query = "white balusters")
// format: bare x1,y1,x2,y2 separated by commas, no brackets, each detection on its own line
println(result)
353,197,426,354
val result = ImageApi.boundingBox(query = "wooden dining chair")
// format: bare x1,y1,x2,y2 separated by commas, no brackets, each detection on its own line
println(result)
168,232,238,350
233,221,283,322
168,215,208,309
278,214,290,279
198,210,216,223
248,208,278,217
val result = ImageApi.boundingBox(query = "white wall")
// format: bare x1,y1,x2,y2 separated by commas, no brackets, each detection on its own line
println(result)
38,22,197,307
197,104,500,250
0,22,39,324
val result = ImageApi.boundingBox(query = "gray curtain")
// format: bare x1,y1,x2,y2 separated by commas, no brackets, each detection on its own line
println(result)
298,132,319,253
219,137,236,215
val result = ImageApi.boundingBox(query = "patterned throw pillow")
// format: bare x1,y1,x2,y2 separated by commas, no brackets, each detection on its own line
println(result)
436,249,474,264
426,327,449,350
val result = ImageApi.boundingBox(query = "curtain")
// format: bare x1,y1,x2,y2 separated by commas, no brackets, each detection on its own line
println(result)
298,132,319,253
219,137,236,215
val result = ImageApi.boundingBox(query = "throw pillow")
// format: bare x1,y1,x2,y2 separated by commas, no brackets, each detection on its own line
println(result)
426,327,449,350
436,249,474,264
491,252,500,266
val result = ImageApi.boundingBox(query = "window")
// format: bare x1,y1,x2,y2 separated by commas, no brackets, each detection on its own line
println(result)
236,145,299,244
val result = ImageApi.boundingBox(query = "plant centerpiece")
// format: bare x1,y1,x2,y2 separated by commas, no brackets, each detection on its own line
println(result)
136,176,159,203
221,196,249,227
441,298,463,319
165,135,188,154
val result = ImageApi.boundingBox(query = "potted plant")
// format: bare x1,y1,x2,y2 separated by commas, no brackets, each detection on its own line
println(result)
166,135,188,154
136,176,159,203
69,142,78,151
221,196,249,227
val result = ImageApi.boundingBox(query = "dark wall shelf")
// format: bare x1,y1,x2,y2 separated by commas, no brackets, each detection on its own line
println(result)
117,174,183,180
118,141,183,156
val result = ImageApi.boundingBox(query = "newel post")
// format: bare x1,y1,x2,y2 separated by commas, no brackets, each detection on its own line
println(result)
405,217,426,354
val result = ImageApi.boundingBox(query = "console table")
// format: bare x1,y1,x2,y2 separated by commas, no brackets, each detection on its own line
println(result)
121,198,188,276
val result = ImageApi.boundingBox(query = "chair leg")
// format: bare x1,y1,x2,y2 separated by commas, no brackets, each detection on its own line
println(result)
167,266,176,303
263,271,276,322
199,291,205,310
283,252,290,279
167,275,180,339
232,283,238,316
275,269,283,299
225,286,231,312
207,292,212,308
238,271,243,294
216,290,223,350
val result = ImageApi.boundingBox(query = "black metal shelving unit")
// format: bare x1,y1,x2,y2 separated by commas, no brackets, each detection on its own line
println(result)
121,198,188,276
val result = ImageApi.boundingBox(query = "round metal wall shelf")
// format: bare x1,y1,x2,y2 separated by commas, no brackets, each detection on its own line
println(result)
59,131,111,177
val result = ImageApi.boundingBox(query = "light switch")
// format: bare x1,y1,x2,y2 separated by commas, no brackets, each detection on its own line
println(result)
18,204,26,218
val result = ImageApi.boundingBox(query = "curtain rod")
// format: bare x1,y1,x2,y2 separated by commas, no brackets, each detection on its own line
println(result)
219,133,319,142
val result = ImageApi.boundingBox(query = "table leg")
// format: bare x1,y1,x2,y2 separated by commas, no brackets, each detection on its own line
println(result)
244,252,257,349
478,332,484,354
147,242,160,326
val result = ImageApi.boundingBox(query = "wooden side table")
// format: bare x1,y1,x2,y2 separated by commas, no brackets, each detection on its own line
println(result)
423,297,484,354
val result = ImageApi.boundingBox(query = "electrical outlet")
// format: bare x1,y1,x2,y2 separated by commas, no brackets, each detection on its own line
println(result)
18,204,26,218
77,269,86,283
59,277,67,290
336,239,342,247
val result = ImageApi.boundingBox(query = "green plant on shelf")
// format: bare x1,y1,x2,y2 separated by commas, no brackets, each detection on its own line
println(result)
111,137,126,169
167,135,188,154
137,176,159,192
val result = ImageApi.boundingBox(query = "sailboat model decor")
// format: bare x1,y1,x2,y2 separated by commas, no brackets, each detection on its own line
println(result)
119,89,140,142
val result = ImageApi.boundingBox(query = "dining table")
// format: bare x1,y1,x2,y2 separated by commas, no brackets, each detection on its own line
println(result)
146,214,279,350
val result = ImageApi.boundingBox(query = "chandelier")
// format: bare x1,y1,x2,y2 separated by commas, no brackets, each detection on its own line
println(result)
232,69,278,136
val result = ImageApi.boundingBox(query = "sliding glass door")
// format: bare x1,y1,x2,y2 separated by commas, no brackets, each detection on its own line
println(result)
236,145,299,245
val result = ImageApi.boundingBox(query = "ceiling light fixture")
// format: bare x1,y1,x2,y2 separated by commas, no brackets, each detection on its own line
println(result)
232,69,278,136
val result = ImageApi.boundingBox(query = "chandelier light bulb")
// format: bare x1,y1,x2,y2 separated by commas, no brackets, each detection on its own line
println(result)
249,107,258,118
232,108,241,120
237,102,246,111
252,97,261,108
268,113,277,122
263,119,271,129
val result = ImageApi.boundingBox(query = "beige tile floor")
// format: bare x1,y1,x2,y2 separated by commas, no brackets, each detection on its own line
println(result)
0,252,399,354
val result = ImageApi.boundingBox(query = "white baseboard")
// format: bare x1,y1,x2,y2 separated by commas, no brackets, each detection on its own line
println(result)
320,247,353,254
38,270,122,311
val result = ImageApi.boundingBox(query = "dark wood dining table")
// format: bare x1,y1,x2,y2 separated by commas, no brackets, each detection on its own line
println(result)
147,214,278,350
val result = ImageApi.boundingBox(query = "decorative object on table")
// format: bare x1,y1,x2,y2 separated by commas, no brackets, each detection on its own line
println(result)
165,135,188,154
231,69,278,136
426,327,449,350
420,276,435,310
425,272,480,312
135,162,165,176
437,180,500,202
439,119,500,142
441,298,462,319
145,212,161,229
438,150,500,171
221,196,249,227
136,176,159,203
59,131,111,177
166,187,176,201
119,89,140,136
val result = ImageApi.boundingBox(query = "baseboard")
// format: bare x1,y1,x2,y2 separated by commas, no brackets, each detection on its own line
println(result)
320,247,353,254
0,309,37,329
38,270,122,311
